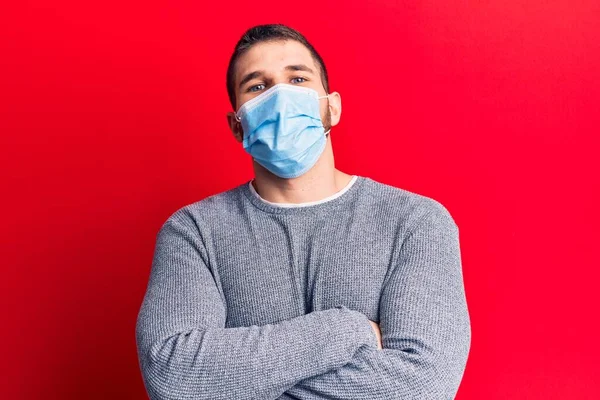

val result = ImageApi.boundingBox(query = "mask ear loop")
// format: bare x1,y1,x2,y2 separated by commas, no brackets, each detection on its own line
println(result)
320,94,331,137
233,113,245,142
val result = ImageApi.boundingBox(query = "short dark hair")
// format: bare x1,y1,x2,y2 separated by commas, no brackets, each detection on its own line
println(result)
226,24,330,110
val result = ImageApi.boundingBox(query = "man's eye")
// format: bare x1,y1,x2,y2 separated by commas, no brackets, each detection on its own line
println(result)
248,84,265,92
291,77,307,84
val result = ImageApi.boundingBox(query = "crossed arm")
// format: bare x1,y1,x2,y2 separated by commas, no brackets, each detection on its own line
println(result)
135,202,471,400
280,203,472,399
135,210,380,400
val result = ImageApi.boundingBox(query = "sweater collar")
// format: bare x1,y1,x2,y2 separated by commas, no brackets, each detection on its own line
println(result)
241,175,365,214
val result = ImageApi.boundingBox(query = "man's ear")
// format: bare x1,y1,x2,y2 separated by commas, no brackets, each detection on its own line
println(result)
328,91,342,127
226,111,244,143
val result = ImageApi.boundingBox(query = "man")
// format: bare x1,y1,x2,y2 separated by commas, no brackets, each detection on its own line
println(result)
135,24,471,400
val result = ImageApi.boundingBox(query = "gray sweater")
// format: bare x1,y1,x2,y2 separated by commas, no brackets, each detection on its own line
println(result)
135,175,471,399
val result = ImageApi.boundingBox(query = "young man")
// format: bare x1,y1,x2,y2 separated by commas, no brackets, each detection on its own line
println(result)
135,24,471,400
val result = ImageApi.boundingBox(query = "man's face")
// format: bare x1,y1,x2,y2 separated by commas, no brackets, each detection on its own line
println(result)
230,40,334,137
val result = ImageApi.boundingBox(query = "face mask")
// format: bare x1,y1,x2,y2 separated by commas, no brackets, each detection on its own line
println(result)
234,83,331,179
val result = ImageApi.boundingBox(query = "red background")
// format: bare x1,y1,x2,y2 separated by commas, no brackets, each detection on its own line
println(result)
2,1,599,399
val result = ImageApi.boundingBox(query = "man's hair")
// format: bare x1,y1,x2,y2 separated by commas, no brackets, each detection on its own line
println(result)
226,24,330,110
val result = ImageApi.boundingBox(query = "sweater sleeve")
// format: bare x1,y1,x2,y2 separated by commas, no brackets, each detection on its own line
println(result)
135,212,380,400
280,202,472,400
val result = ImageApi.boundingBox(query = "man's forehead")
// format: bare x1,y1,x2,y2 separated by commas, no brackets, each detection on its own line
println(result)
236,40,317,81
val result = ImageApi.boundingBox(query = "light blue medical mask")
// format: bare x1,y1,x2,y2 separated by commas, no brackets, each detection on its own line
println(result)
234,83,331,179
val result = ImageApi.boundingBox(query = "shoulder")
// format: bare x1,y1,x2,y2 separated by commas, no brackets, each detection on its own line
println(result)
360,176,458,232
159,182,247,232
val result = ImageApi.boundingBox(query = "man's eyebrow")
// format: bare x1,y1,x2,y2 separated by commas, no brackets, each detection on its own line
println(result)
285,64,314,74
239,70,264,90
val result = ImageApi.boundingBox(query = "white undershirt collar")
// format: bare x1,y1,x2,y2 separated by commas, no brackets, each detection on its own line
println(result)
248,175,358,208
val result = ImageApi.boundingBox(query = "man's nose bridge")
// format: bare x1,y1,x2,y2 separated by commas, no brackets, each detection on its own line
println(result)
265,74,287,89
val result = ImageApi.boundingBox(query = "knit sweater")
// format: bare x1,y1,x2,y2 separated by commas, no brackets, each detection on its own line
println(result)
135,175,471,400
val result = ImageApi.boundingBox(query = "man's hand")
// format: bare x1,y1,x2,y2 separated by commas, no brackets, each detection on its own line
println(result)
368,320,383,350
